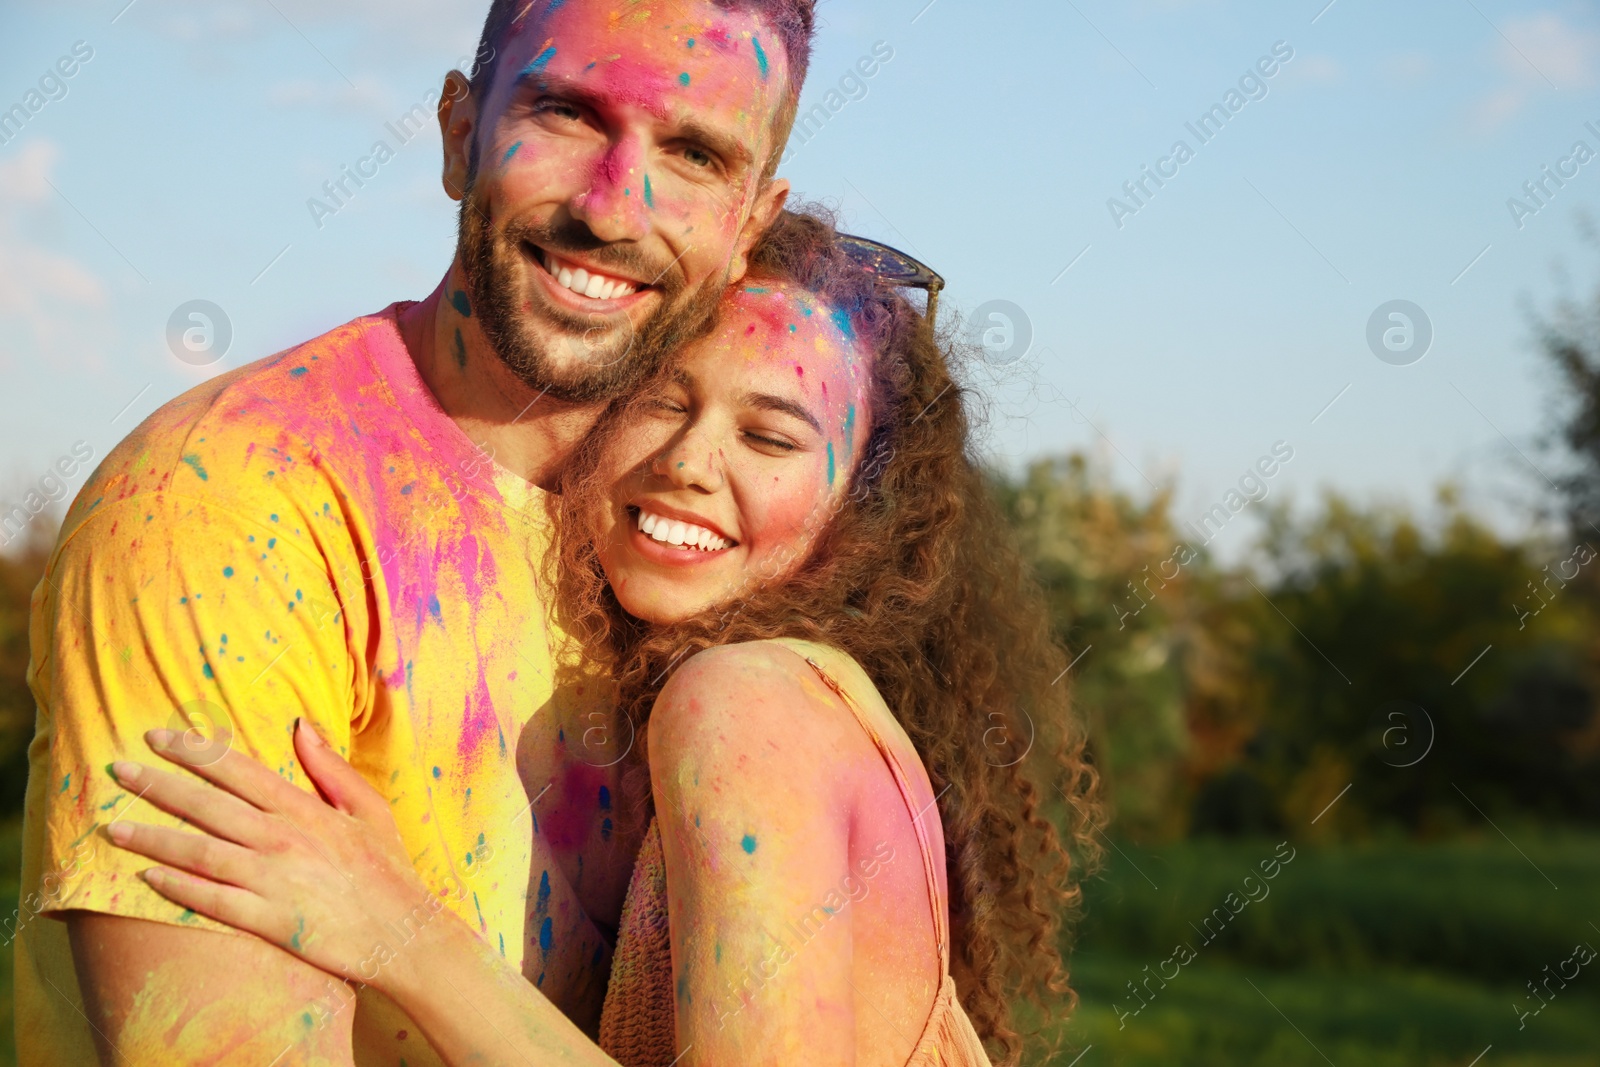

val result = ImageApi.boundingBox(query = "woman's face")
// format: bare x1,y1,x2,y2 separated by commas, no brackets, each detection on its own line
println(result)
593,280,874,624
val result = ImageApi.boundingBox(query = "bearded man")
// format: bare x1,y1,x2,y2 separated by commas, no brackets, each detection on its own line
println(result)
14,1,814,1062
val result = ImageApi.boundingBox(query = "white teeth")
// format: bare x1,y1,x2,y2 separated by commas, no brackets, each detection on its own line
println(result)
634,509,732,552
542,250,635,301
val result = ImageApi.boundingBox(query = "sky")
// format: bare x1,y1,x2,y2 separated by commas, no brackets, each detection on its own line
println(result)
3,0,1600,558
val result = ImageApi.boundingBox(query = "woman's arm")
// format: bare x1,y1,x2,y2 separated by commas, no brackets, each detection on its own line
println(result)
107,720,621,1067
648,644,875,1065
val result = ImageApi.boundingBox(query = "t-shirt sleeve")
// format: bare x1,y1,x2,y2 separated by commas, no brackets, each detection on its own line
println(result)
30,487,369,932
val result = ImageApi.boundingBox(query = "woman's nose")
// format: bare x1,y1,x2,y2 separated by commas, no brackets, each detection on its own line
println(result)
651,435,724,493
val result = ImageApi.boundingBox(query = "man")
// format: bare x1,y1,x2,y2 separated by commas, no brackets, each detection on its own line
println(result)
14,0,814,1062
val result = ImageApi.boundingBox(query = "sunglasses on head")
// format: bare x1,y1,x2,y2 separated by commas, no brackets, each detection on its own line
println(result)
836,233,945,325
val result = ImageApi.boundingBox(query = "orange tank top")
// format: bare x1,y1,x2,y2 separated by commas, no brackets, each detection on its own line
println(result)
597,638,992,1066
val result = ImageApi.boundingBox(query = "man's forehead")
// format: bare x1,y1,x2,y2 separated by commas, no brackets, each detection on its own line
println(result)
501,0,786,101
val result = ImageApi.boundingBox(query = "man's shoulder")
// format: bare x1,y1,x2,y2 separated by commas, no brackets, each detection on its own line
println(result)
61,305,411,542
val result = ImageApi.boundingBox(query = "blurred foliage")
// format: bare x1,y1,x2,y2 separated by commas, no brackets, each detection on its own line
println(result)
1533,239,1600,529
996,455,1600,841
0,529,48,820
993,454,1197,837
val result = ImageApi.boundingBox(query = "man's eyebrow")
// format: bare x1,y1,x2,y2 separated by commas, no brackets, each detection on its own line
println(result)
741,391,823,433
672,118,753,170
510,71,604,106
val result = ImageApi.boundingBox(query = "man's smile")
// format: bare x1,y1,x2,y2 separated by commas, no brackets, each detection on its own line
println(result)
525,243,657,311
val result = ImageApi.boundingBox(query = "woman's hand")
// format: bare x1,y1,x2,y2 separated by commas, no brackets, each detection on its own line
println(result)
107,721,625,1067
106,718,447,993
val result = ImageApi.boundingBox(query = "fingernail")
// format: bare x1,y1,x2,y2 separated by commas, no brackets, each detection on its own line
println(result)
106,821,133,844
297,718,326,747
141,868,167,887
111,760,142,784
146,728,177,748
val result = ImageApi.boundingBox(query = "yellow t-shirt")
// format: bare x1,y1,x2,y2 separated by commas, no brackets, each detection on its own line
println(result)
14,303,612,1065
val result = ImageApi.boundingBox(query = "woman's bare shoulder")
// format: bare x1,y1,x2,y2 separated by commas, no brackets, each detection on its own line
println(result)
647,641,875,782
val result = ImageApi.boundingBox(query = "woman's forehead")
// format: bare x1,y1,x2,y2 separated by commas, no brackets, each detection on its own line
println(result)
697,282,868,378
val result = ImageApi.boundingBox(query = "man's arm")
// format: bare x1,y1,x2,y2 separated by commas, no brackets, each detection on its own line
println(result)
67,913,358,1064
29,480,369,1064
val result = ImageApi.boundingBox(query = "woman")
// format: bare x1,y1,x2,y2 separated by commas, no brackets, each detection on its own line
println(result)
104,211,1102,1066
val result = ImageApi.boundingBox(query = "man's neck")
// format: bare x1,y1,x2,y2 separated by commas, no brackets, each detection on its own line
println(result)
400,264,605,491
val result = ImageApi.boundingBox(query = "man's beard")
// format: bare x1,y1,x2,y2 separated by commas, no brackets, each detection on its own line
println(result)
456,183,727,404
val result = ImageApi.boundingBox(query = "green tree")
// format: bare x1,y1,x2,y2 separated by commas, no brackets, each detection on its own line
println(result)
1218,492,1600,835
994,454,1200,839
1534,241,1600,530
0,526,52,816
996,453,1600,841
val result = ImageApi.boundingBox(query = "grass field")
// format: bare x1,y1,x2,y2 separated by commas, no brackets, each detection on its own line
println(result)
2,818,19,1067
1056,951,1599,1066
1043,832,1600,1065
3,820,1598,1065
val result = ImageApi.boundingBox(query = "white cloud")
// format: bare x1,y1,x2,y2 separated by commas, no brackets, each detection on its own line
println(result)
0,140,57,203
1470,10,1600,132
1496,10,1600,88
0,141,110,368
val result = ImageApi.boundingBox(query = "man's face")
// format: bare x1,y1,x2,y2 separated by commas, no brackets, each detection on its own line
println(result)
451,0,792,403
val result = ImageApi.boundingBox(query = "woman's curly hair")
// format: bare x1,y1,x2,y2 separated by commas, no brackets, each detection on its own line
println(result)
543,207,1104,1063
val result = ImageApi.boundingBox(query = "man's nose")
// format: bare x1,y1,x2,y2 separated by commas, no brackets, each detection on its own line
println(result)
570,136,651,244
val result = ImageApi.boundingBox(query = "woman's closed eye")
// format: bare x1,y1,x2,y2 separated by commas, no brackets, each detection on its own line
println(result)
644,396,689,417
742,427,802,454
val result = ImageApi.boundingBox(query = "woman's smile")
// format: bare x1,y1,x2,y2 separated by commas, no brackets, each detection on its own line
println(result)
624,502,740,567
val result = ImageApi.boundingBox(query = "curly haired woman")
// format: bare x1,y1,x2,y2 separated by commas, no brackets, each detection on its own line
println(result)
104,209,1103,1067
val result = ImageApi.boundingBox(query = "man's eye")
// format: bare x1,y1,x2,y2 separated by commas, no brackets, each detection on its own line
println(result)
683,146,714,168
535,99,582,121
